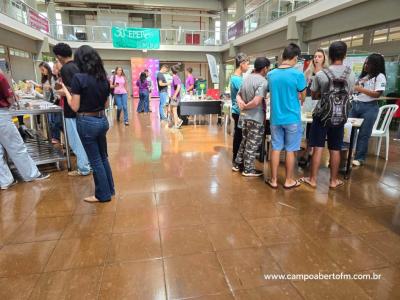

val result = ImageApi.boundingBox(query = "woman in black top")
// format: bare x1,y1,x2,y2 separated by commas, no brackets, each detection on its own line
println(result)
62,45,115,203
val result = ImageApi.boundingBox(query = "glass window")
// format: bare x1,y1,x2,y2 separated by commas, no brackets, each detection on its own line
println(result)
0,46,5,54
389,26,400,42
351,34,363,47
9,47,30,58
373,28,388,44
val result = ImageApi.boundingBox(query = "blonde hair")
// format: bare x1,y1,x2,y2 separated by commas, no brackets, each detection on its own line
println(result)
305,49,328,80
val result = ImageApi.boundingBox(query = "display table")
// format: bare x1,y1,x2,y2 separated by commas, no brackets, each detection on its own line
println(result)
8,99,71,171
262,114,364,179
179,99,223,125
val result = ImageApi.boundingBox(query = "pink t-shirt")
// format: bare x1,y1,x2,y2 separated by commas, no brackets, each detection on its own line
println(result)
113,75,127,95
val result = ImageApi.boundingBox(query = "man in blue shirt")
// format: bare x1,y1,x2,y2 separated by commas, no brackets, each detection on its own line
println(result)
267,43,306,189
230,53,249,171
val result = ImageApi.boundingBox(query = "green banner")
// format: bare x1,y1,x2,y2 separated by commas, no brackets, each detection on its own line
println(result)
112,27,160,49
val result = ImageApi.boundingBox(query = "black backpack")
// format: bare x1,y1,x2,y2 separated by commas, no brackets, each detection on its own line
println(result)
110,75,116,96
313,67,352,127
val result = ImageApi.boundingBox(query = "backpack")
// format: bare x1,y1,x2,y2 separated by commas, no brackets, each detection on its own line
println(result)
313,67,352,127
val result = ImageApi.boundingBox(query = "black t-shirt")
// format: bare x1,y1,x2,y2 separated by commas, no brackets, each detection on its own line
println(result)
60,61,80,118
71,73,110,113
157,72,167,93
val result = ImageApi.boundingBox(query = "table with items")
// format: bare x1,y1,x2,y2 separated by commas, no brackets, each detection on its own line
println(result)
8,98,71,171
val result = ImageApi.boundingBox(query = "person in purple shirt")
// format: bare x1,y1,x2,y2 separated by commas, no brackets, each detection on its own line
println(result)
136,72,150,113
185,67,195,94
170,65,183,129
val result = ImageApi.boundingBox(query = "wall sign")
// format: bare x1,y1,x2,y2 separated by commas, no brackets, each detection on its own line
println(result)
28,9,49,33
112,27,160,49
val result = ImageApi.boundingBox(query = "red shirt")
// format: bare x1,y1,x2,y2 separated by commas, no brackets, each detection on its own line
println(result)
0,72,13,108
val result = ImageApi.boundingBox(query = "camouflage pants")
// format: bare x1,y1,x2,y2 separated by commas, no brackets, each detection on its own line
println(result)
235,119,264,172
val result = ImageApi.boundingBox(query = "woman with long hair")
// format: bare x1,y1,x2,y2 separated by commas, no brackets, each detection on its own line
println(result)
110,66,129,125
31,62,60,143
136,72,150,113
170,65,183,129
350,53,387,166
62,45,115,203
299,49,328,166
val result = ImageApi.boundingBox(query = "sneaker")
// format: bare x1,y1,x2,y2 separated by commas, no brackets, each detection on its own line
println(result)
124,122,129,126
394,138,400,141
68,170,90,176
1,180,18,190
232,164,243,172
242,169,263,177
33,173,50,181
352,160,362,166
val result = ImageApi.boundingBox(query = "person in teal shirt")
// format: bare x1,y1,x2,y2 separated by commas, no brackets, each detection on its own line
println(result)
230,53,249,170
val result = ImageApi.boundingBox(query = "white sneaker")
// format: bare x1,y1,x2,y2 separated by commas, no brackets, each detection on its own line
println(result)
352,160,361,166
394,138,400,141
1,180,18,190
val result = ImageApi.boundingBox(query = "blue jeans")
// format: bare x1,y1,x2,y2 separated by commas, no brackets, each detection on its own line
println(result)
115,93,128,122
49,113,62,141
137,90,149,113
77,115,115,202
349,101,379,161
159,92,168,120
65,118,91,175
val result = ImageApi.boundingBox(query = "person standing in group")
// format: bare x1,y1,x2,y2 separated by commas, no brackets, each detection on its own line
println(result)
230,53,249,171
234,57,270,177
185,67,195,95
136,72,150,114
170,65,183,129
0,69,50,190
266,43,307,189
53,42,91,177
62,45,115,203
110,66,129,125
350,53,386,166
301,41,355,189
145,69,153,112
299,49,329,166
43,62,61,144
157,65,170,121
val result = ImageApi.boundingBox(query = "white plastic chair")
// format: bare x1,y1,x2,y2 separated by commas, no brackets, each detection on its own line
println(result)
371,104,399,160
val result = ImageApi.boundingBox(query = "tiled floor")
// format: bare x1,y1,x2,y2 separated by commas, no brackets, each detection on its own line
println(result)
1,100,400,299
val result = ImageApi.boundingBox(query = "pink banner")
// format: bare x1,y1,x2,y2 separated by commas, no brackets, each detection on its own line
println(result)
28,9,49,33
130,58,160,97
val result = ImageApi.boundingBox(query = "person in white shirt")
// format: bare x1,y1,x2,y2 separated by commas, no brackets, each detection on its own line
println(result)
349,53,386,166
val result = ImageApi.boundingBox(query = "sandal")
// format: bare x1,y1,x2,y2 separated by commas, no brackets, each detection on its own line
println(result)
265,179,278,189
299,177,316,188
283,180,301,190
329,180,345,190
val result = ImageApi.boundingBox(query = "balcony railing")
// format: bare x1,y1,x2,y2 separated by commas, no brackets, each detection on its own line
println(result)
51,24,224,46
1,0,319,46
227,0,319,41
0,0,51,34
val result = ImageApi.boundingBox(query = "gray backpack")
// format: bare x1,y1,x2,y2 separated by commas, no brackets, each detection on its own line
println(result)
313,67,352,127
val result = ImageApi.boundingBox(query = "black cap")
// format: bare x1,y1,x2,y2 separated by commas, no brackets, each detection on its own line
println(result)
254,57,270,71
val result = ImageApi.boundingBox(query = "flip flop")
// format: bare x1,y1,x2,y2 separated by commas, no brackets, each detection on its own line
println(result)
265,179,278,189
329,180,345,190
299,177,317,188
283,180,301,190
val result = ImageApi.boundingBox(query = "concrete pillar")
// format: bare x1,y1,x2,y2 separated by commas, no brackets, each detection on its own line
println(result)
220,9,228,44
286,15,307,52
24,0,37,10
47,0,56,23
218,54,225,92
236,0,245,21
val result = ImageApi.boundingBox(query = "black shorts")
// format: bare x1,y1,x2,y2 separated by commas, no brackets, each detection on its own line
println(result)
309,118,344,151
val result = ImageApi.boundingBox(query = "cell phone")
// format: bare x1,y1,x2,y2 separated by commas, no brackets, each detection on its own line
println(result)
54,82,63,90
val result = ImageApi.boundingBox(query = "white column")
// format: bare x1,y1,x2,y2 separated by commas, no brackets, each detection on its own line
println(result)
47,0,56,36
220,9,228,44
236,0,245,21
